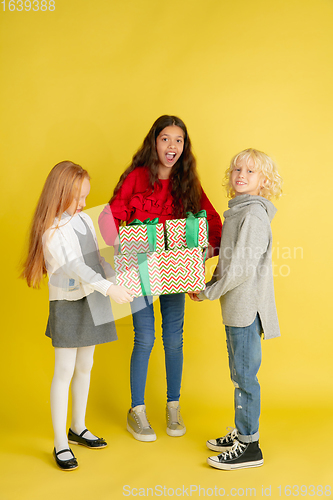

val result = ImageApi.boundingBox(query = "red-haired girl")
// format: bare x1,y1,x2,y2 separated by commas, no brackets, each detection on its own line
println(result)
22,161,134,470
99,116,222,442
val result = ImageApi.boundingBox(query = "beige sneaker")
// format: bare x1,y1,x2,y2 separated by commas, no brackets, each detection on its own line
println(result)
127,405,156,442
166,401,186,437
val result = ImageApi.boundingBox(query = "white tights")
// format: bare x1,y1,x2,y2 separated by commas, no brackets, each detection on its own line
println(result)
50,346,96,459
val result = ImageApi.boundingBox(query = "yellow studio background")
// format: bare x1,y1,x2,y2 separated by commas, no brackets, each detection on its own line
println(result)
1,0,332,498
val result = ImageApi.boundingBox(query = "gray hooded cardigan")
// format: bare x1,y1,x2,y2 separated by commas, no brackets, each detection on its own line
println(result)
199,194,280,339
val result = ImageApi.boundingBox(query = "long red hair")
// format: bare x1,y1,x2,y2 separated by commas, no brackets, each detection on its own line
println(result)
21,161,90,288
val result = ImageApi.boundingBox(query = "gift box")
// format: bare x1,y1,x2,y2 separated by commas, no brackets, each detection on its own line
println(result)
119,218,165,254
114,248,205,297
165,211,208,250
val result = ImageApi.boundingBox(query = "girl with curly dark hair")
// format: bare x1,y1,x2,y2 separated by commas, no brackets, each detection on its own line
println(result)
99,115,222,442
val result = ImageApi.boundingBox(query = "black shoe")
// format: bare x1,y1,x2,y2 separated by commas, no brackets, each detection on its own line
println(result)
53,448,78,471
68,428,107,449
206,427,238,452
207,440,264,470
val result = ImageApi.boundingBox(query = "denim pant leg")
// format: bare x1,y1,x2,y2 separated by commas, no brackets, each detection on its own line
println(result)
130,296,155,408
225,314,262,443
160,293,185,403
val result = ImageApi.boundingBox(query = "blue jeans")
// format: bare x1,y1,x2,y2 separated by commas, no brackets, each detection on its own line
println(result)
225,314,262,443
130,293,185,408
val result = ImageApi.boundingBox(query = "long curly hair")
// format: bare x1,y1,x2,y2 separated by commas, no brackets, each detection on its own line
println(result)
110,115,202,216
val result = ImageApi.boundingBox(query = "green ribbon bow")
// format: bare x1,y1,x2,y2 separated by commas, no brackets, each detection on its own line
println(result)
185,210,208,249
127,217,160,252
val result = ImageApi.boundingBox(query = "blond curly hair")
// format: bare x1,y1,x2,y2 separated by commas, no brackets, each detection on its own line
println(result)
223,148,283,200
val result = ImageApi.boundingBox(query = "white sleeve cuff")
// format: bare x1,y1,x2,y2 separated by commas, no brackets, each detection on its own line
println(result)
93,279,112,296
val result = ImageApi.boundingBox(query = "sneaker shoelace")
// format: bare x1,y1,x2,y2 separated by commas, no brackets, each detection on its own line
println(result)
135,410,151,429
219,441,246,461
216,427,238,445
168,406,181,424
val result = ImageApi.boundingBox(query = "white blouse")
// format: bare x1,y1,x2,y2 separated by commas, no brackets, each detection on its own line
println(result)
43,212,115,301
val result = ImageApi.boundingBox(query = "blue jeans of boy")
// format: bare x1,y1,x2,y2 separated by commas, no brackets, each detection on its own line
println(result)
130,293,185,408
225,314,262,443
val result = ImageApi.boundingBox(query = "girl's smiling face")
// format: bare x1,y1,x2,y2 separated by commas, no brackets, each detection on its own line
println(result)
156,125,184,178
66,177,91,216
231,158,263,196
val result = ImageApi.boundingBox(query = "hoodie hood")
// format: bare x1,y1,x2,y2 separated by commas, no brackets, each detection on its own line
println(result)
225,195,277,223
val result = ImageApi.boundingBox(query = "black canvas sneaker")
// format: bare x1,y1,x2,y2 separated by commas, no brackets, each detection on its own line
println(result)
206,427,238,452
207,440,263,470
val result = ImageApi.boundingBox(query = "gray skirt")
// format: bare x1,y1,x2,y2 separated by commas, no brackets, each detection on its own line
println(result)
45,292,117,348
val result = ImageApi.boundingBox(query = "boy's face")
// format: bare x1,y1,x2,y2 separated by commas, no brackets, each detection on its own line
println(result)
231,158,263,196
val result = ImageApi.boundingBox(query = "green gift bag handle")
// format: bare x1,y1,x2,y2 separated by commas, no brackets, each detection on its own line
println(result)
185,210,208,248
127,218,159,252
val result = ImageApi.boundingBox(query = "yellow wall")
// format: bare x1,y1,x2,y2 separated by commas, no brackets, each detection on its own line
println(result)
1,0,333,497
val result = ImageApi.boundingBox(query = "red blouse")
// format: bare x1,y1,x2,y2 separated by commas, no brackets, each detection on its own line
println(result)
98,167,222,255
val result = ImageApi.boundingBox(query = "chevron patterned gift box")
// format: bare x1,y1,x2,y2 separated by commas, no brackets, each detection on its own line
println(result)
114,248,206,297
119,218,165,254
165,211,208,250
